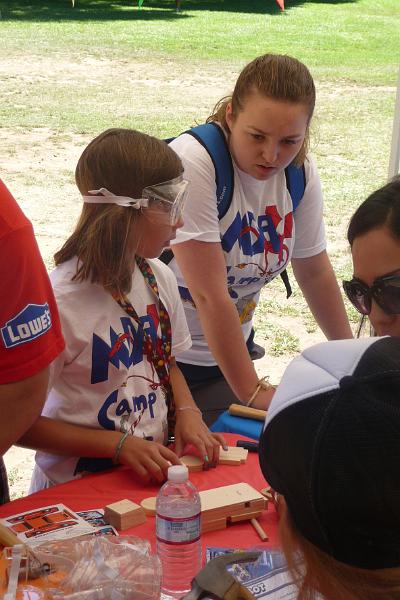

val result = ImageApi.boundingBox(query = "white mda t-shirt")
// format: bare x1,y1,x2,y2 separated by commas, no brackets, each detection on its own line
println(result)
31,257,191,489
169,132,326,367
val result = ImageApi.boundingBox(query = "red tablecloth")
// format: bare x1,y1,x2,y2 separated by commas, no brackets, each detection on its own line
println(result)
0,434,278,555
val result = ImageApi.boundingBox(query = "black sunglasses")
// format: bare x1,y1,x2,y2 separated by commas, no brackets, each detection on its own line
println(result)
343,274,400,316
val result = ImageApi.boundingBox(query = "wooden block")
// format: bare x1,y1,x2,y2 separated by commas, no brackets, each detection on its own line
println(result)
141,496,157,516
202,517,227,533
229,510,262,523
141,483,266,534
200,482,265,513
104,499,146,531
220,446,248,456
181,455,204,472
218,457,242,466
220,449,247,458
139,500,226,533
179,447,248,470
219,447,248,465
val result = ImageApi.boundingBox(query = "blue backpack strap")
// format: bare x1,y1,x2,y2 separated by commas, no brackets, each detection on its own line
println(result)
161,124,233,266
284,162,306,212
185,122,234,219
281,162,306,298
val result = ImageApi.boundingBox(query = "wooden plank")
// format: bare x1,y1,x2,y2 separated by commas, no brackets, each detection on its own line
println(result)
200,483,265,511
202,517,227,533
141,483,266,533
229,510,262,523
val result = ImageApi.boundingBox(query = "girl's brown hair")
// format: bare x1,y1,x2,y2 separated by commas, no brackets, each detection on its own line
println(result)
55,128,182,293
278,498,400,600
207,54,316,165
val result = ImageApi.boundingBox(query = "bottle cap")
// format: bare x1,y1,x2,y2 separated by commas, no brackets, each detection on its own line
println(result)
167,465,189,483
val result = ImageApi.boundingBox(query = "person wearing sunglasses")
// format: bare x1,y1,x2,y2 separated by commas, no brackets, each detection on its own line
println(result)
16,128,226,493
344,176,400,337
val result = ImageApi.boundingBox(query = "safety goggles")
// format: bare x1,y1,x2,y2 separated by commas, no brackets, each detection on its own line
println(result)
82,175,188,226
141,175,188,226
343,273,400,316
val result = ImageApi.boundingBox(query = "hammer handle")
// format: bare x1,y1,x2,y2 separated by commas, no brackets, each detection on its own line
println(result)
0,522,47,578
225,581,256,600
0,523,22,548
228,404,267,422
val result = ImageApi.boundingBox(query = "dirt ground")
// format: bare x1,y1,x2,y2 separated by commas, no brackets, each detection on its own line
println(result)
1,56,348,499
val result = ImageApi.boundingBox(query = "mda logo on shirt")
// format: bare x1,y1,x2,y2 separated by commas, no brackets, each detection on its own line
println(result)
1,303,52,348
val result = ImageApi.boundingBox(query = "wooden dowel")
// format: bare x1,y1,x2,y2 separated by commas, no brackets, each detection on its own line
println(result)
250,518,269,541
228,403,267,421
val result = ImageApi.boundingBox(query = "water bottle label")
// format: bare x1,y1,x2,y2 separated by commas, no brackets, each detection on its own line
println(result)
156,513,201,544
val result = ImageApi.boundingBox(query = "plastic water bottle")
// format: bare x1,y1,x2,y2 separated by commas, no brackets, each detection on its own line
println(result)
156,465,202,598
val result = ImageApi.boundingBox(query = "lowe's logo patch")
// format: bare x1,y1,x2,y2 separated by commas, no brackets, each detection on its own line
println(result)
1,303,52,348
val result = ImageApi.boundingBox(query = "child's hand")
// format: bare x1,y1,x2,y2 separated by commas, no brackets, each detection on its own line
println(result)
174,410,227,468
118,436,181,484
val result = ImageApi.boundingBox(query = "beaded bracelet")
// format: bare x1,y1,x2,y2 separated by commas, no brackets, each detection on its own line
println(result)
246,376,271,407
113,431,130,465
176,406,202,415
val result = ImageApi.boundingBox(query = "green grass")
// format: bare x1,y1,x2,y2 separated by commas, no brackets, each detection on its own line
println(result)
0,0,399,134
1,0,398,87
258,321,300,356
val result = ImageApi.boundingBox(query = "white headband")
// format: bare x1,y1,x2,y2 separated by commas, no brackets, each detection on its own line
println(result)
82,188,149,209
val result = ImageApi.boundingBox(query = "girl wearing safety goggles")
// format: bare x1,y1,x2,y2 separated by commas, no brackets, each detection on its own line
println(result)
345,176,400,338
22,128,226,493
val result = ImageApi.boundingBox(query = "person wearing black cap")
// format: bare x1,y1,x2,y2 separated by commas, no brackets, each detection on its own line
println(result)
259,336,400,599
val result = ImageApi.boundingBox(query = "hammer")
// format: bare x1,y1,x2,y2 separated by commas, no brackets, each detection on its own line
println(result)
182,551,261,600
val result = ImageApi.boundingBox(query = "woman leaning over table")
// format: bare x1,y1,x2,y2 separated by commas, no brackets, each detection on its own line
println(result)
168,53,352,425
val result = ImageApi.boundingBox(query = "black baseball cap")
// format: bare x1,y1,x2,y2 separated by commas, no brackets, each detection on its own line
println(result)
259,336,400,570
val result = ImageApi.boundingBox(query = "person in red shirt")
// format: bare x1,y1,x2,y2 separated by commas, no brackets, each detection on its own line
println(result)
0,179,64,503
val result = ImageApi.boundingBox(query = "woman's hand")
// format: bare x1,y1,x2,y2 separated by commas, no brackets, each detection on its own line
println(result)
174,409,227,468
118,436,181,484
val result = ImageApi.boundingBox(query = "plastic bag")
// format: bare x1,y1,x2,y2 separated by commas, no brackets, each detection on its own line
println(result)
37,535,151,564
39,536,161,600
